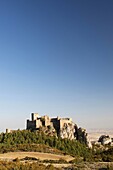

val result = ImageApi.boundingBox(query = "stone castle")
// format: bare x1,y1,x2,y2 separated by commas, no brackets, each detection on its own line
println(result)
27,113,73,130
27,113,92,147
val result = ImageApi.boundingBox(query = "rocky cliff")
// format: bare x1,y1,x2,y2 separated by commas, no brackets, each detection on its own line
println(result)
58,122,92,148
59,122,77,140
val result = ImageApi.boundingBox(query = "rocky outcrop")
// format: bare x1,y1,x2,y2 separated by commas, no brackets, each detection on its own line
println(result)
59,123,92,148
59,122,77,140
77,128,92,148
39,125,57,138
98,135,112,145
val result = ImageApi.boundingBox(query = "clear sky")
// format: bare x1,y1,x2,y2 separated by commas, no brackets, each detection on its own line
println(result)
0,0,113,132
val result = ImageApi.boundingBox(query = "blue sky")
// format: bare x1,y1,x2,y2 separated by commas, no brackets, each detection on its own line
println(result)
0,0,113,132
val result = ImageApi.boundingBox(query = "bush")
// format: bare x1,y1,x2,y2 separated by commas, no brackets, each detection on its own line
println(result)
13,157,19,162
21,156,38,161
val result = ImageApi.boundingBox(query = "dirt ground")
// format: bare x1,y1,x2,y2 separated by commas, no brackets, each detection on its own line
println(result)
0,152,113,169
0,152,74,162
46,162,113,169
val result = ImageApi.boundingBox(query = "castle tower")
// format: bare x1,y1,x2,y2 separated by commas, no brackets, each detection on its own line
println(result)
31,113,39,121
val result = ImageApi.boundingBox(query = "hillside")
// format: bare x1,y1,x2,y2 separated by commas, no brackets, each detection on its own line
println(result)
0,130,91,158
0,130,113,169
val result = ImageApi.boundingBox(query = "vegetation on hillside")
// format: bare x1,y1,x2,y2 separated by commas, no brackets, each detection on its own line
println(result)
0,161,59,170
0,130,92,159
0,160,113,170
93,146,113,162
0,130,113,163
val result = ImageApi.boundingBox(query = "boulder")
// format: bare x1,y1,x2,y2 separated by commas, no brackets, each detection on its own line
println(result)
98,135,112,145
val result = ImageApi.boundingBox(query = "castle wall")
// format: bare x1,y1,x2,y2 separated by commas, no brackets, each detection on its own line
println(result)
31,113,39,121
27,113,72,134
59,118,72,129
36,119,42,128
51,118,60,132
44,115,51,126
27,120,36,130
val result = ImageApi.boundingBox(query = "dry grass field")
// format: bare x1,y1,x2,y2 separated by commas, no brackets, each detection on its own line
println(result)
0,152,74,162
0,152,113,169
